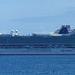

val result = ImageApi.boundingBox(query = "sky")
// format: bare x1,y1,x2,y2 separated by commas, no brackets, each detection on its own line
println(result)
0,0,75,34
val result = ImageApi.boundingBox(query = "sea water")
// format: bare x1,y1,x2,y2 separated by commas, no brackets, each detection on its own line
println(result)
0,55,75,75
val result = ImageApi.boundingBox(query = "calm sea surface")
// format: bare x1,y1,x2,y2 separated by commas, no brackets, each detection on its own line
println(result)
0,55,75,75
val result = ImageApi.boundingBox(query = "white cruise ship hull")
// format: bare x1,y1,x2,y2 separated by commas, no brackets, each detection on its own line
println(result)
0,48,74,54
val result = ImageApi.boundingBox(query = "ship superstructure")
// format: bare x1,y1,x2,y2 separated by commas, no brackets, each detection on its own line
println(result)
0,25,75,54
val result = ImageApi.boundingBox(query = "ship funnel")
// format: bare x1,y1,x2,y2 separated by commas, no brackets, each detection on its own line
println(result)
66,25,71,29
61,25,65,28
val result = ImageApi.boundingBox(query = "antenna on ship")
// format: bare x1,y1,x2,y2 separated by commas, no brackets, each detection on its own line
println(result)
11,30,14,36
15,30,18,36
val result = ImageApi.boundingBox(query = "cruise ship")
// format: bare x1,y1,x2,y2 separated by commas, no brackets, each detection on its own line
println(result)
0,25,75,54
